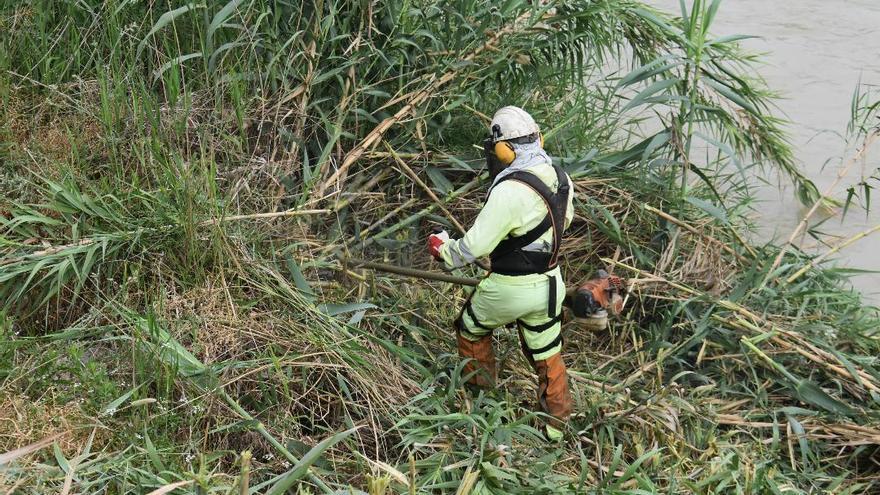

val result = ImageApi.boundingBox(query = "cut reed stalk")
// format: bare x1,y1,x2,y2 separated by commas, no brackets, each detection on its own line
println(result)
767,131,880,280
359,175,484,249
384,142,492,271
385,143,468,236
239,451,251,495
786,221,880,284
643,203,747,262
200,209,331,225
605,258,880,393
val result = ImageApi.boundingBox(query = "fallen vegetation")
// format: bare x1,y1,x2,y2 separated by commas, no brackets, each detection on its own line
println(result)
1,0,879,493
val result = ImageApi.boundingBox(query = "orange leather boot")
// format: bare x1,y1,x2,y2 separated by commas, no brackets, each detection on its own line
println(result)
533,353,573,429
457,332,496,389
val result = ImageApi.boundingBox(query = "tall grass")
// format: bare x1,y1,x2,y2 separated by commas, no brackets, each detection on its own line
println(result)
1,0,879,493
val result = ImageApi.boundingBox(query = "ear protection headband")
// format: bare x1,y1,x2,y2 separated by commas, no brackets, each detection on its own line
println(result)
491,125,544,165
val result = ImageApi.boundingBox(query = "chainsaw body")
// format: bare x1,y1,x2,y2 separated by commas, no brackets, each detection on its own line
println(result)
567,270,626,331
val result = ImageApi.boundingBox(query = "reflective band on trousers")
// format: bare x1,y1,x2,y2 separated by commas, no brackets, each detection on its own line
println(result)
457,271,565,361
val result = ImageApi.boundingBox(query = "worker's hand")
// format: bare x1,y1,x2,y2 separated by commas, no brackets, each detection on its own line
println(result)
427,230,449,261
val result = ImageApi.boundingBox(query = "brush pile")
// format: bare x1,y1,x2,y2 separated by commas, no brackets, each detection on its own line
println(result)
1,1,879,493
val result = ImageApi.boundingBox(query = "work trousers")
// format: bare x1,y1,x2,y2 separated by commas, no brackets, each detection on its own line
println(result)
456,268,572,423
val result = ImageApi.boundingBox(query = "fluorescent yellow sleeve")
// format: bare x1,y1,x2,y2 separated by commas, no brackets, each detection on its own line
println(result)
439,180,521,269
439,162,573,270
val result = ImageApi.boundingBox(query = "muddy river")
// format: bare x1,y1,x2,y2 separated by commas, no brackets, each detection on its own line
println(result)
645,0,880,302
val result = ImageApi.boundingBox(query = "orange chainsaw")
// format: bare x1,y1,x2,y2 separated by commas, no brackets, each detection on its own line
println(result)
566,270,627,331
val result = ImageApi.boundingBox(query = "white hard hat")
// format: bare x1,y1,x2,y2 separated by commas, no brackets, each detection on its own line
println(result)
490,106,539,143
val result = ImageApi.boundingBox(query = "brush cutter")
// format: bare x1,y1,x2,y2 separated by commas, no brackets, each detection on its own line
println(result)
343,258,627,330
565,269,626,331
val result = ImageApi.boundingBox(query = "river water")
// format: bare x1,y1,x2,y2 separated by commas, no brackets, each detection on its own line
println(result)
645,0,880,302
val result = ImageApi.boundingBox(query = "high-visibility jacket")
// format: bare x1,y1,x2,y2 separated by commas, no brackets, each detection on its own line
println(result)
439,161,574,280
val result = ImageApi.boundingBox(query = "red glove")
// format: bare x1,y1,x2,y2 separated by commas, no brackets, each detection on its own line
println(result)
427,230,449,261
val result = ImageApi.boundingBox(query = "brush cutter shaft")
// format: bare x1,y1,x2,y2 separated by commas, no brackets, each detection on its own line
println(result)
346,260,628,331
348,259,627,308
344,258,481,286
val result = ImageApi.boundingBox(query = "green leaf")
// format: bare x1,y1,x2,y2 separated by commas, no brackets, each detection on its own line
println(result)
588,203,623,244
152,52,203,83
136,3,205,60
425,166,453,195
694,130,745,183
828,349,865,388
617,56,680,88
285,255,315,301
795,380,856,417
208,41,248,74
143,429,167,474
598,444,625,490
707,34,757,47
101,384,144,416
786,414,810,468
610,448,662,489
480,461,517,485
595,131,669,168
52,442,71,475
641,131,671,163
704,78,758,114
445,155,477,172
347,310,368,325
703,0,723,35
623,78,680,111
135,314,206,379
265,427,360,495
207,0,247,50
311,123,342,183
686,196,728,224
318,302,377,316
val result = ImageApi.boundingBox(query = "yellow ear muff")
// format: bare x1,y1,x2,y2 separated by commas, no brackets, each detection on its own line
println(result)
494,141,516,165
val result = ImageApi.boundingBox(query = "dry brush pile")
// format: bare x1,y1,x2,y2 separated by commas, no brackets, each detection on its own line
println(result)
1,0,880,493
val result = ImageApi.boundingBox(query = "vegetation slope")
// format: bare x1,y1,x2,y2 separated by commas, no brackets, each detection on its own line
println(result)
1,0,879,493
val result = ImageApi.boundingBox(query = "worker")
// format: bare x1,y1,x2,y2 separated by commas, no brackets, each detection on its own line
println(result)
427,106,574,441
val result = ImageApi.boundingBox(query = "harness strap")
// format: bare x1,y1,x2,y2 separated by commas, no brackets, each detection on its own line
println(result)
492,215,551,255
518,313,562,333
548,165,569,266
488,165,570,270
524,333,563,357
464,299,493,332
